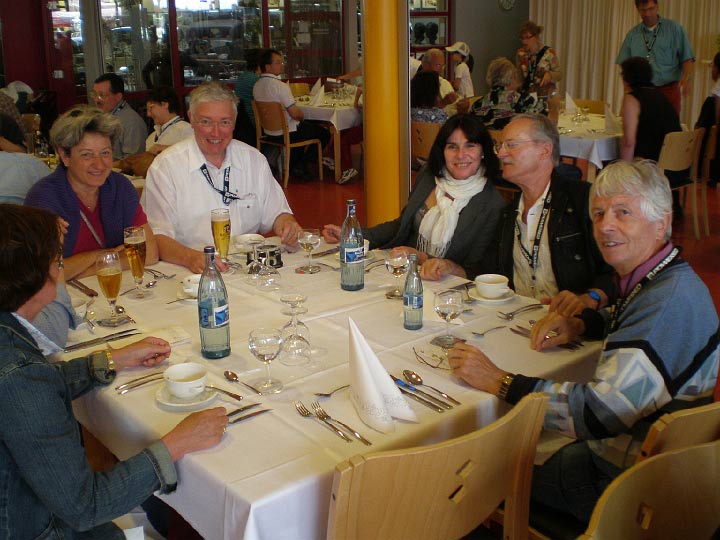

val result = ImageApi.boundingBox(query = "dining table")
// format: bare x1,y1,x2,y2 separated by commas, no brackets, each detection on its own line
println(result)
297,93,362,183
557,112,623,181
66,240,601,540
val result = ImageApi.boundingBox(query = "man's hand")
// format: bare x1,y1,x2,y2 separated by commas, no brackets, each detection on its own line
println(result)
447,342,507,395
161,407,228,461
273,213,301,246
113,337,172,370
389,246,426,264
321,224,341,243
542,290,600,317
528,312,585,351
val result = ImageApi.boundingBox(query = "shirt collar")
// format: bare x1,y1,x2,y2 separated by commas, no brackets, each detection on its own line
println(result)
517,180,551,218
616,241,674,296
11,312,62,356
188,137,232,172
156,115,181,132
110,100,126,115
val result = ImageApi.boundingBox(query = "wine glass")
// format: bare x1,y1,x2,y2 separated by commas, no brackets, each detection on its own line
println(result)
256,263,281,291
123,226,151,299
248,328,283,393
431,289,464,348
295,228,321,274
95,251,130,327
245,238,265,284
384,253,409,299
279,293,310,366
211,208,234,274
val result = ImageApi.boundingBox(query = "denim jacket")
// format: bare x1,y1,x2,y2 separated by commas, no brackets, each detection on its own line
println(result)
0,312,177,540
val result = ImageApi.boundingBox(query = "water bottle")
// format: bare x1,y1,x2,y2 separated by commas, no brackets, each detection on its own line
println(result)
198,246,230,359
340,199,364,291
403,254,423,330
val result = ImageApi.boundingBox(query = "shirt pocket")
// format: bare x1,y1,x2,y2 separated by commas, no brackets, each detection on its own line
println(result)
553,231,586,262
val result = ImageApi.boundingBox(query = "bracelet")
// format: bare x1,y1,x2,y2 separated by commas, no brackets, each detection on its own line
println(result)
498,373,515,401
92,349,115,374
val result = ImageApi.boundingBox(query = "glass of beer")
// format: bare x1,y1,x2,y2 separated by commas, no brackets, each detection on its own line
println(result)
211,208,233,273
95,250,129,327
124,226,151,299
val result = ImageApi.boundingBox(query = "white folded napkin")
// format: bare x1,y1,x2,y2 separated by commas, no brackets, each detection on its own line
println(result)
310,78,322,96
604,103,621,133
565,92,578,114
308,86,324,106
348,318,417,433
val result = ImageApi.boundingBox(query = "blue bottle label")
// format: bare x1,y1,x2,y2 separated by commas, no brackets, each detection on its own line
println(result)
343,246,364,263
213,304,229,327
403,295,423,309
200,303,229,328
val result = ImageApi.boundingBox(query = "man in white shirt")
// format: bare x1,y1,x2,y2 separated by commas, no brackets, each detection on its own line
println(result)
253,48,330,181
92,73,147,159
142,81,302,273
420,48,460,114
145,86,193,155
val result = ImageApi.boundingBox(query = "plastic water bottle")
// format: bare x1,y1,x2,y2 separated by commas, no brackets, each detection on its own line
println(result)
340,199,364,291
403,254,423,330
198,246,230,359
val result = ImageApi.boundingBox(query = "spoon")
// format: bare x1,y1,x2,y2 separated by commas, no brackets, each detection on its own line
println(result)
114,305,136,323
145,279,157,288
224,370,263,395
313,384,350,398
402,370,461,405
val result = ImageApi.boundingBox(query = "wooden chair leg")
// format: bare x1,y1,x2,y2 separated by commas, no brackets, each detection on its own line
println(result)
317,141,324,182
692,182,700,240
702,182,710,236
283,147,290,189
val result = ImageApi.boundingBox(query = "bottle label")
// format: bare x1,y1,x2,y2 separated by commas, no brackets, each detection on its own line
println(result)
200,303,229,328
213,304,230,327
404,295,423,309
342,246,364,263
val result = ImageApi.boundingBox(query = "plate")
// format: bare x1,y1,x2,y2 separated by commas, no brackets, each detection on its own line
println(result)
176,290,198,303
333,252,376,264
468,288,516,304
156,385,217,411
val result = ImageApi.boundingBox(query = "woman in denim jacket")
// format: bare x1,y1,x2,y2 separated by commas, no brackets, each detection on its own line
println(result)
0,204,228,539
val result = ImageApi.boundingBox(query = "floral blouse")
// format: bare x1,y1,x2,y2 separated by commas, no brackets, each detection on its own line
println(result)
516,45,562,98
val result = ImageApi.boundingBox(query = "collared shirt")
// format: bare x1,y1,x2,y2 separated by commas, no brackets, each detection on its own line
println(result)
0,151,51,204
253,73,298,135
512,181,559,298
110,100,149,159
616,15,694,87
616,241,675,297
12,312,62,356
145,115,193,151
143,137,292,250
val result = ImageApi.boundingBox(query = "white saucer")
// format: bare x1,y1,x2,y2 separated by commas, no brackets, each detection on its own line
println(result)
233,234,265,252
333,252,376,264
176,290,198,303
468,288,516,304
155,385,217,411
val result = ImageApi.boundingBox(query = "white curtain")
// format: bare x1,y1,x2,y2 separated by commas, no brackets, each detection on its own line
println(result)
530,0,720,126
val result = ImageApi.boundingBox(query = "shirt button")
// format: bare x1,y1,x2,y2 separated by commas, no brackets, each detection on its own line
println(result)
574,254,582,261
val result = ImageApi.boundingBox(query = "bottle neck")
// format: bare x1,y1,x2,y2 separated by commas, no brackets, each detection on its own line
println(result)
205,252,215,270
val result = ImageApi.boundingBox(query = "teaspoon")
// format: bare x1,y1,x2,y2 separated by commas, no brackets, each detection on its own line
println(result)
402,369,461,405
224,370,263,395
114,305,136,323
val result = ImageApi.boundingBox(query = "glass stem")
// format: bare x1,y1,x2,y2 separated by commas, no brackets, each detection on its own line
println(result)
446,318,451,338
109,300,117,323
265,363,272,382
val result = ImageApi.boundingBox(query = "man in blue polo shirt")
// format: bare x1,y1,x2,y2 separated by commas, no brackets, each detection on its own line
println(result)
616,0,694,115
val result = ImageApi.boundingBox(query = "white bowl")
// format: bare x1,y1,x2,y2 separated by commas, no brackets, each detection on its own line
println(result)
164,362,207,400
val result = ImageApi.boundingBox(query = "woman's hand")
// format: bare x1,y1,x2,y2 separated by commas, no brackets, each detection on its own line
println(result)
321,224,341,243
161,407,229,461
419,258,465,281
113,337,171,370
447,342,507,395
389,246,426,264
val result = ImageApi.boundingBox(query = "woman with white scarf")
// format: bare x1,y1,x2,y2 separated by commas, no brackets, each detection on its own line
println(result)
322,114,505,280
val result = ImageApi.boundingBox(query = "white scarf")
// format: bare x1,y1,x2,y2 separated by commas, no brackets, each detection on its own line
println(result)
417,165,487,258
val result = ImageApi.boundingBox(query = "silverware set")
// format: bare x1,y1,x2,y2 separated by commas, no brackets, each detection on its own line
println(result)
226,403,272,424
145,268,177,280
390,374,459,413
295,401,353,442
64,328,140,353
497,303,544,320
510,325,583,351
295,401,372,445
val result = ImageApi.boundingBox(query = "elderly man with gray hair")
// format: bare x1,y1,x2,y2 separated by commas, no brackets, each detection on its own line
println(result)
448,158,718,523
143,81,301,273
419,48,460,112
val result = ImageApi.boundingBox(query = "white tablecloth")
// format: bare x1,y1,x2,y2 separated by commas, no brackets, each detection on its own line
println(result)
69,242,600,540
297,97,361,132
558,113,622,170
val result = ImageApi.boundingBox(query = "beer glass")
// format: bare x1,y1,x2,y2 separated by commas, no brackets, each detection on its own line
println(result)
95,251,129,327
123,226,151,299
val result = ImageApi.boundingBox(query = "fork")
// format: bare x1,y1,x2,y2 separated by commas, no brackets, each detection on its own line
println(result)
311,402,371,445
497,303,544,320
472,325,505,338
294,401,351,442
145,268,177,280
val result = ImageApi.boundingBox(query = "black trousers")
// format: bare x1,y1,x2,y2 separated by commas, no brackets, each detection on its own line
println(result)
289,120,330,171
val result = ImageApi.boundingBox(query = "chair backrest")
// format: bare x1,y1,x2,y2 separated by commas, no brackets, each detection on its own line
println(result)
701,124,718,181
657,128,704,175
327,393,549,540
578,440,720,540
636,400,720,463
289,82,310,97
252,100,289,146
573,99,606,115
410,121,441,162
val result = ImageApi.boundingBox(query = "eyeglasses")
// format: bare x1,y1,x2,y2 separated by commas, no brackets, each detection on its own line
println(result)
90,91,112,101
74,149,113,161
493,139,541,154
196,119,235,130
413,347,451,371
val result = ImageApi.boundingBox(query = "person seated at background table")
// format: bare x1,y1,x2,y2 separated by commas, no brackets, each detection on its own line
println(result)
448,159,718,524
0,203,229,540
493,114,614,315
472,57,521,130
25,106,159,280
410,71,449,125
0,111,30,152
516,21,561,123
92,73,148,159
0,115,51,204
233,48,262,129
322,114,505,281
145,85,193,155
253,48,330,182
143,81,301,273
419,48,461,114
694,51,720,186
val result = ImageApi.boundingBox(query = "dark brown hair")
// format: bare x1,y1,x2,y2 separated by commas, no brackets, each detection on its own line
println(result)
428,114,499,179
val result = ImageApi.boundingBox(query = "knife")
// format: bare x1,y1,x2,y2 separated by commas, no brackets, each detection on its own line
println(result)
313,246,340,258
390,375,453,409
228,408,272,424
397,386,444,413
207,385,244,402
64,329,140,353
68,279,99,297
226,403,261,417
239,381,263,395
510,327,579,351
117,374,164,394
115,371,164,391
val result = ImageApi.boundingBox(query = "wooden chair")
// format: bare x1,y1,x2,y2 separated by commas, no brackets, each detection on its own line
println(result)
657,127,705,239
327,393,549,540
577,440,720,540
289,82,310,97
410,120,441,163
697,124,718,237
21,112,41,152
572,99,606,115
252,100,323,189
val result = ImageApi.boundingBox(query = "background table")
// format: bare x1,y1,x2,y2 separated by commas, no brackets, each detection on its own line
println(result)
68,243,599,540
558,113,622,181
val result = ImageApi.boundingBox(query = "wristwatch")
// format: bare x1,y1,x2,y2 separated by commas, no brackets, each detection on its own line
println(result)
90,349,116,382
498,373,515,401
587,290,602,308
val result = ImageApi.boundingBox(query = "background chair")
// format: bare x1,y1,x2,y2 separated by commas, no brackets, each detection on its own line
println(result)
698,124,718,237
578,440,720,540
410,120,440,164
327,393,549,540
289,82,310,97
252,100,323,188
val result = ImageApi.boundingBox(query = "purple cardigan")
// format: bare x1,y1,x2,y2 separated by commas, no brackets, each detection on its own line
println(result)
25,167,142,258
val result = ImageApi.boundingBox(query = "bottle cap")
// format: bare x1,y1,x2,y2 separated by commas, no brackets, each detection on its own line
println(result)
346,199,356,205
203,246,215,254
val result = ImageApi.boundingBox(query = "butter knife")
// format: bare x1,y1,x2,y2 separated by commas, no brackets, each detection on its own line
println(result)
397,386,444,413
390,375,453,409
226,403,261,417
229,408,272,424
207,385,244,402
68,279,99,297
313,246,340,258
64,329,140,353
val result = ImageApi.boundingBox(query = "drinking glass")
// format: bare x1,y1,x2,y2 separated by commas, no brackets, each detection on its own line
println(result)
295,228,321,274
248,328,283,393
95,251,130,327
245,238,265,284
384,254,409,299
431,290,464,348
211,208,234,274
280,293,310,366
123,226,151,299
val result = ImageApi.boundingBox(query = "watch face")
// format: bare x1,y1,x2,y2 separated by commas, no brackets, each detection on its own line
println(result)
499,0,516,9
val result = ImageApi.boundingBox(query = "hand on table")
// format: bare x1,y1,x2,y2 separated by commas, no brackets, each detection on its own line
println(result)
273,213,301,246
528,312,585,351
541,290,599,317
447,342,506,395
321,224,341,243
162,407,229,461
186,250,227,274
113,337,172,370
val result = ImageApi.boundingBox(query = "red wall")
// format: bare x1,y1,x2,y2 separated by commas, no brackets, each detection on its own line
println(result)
1,1,48,92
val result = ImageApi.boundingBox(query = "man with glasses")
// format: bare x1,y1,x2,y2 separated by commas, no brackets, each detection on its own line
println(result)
493,114,614,316
142,81,301,273
253,48,330,181
92,73,147,159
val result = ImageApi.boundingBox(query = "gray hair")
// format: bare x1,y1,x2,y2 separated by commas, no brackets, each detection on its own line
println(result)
591,159,673,239
486,57,518,89
188,81,239,117
512,113,560,165
50,105,122,154
421,48,444,66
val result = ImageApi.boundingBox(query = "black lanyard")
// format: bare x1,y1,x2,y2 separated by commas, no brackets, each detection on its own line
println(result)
154,116,183,142
643,22,661,59
523,45,549,91
610,247,680,333
199,164,238,205
515,191,552,290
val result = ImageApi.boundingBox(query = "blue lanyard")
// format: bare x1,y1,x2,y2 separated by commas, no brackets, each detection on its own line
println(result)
199,164,237,205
